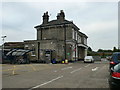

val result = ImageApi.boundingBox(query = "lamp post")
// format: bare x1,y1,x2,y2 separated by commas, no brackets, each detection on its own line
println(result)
1,35,7,59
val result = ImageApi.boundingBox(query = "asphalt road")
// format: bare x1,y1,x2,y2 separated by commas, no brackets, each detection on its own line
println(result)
2,60,110,89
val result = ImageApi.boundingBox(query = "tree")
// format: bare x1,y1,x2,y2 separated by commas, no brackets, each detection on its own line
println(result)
97,49,103,52
113,47,117,52
88,47,92,52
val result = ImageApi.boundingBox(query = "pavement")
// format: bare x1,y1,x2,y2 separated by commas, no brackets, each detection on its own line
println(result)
2,60,110,89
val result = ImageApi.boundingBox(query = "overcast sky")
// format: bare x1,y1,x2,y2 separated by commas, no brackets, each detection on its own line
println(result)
1,0,119,51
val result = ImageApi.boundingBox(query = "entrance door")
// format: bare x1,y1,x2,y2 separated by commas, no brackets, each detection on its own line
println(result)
45,51,52,63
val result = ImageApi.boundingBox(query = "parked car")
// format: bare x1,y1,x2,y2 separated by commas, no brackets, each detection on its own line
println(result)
93,56,101,61
109,63,120,89
84,56,94,63
106,56,112,61
109,52,120,69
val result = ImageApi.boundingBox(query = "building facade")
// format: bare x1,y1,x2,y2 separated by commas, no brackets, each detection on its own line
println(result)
24,10,88,63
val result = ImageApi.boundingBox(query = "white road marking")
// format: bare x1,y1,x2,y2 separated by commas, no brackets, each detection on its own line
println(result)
68,63,73,65
106,78,109,84
84,64,90,67
61,67,72,70
70,68,82,74
28,75,63,90
54,70,57,72
92,67,99,71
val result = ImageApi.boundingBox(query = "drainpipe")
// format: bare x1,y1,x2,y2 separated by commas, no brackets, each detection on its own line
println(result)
63,24,66,60
38,42,40,61
41,28,42,40
75,44,76,61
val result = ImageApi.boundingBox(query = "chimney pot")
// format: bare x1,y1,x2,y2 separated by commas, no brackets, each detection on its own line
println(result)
57,10,65,22
42,11,49,24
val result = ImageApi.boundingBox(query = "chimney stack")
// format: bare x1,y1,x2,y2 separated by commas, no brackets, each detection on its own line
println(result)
42,11,49,24
57,10,65,22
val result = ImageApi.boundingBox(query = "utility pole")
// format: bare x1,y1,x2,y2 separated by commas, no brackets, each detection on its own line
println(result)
38,42,40,61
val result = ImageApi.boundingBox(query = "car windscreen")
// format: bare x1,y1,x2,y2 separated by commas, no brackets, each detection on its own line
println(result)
85,56,92,59
112,53,120,62
114,64,120,73
118,54,120,61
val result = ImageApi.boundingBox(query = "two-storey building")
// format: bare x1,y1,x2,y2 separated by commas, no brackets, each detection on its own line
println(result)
24,10,88,63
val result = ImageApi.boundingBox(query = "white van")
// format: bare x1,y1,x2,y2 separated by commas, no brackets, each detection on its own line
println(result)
84,56,94,63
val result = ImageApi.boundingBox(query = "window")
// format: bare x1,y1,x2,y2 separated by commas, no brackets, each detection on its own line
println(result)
25,45,28,48
84,38,87,45
78,36,81,43
114,64,120,73
25,45,29,49
75,31,77,40
72,28,75,39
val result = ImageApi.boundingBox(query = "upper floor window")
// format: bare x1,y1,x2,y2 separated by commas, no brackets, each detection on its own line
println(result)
72,28,78,40
75,31,77,40
72,28,75,39
84,38,87,45
78,35,81,43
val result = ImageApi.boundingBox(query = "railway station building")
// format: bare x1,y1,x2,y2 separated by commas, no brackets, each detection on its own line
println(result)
24,10,88,63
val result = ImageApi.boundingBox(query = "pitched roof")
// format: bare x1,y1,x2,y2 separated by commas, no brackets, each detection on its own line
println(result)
34,19,79,30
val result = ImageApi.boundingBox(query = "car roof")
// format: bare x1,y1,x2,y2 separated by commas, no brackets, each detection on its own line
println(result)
85,56,93,59
113,52,120,55
85,56,92,57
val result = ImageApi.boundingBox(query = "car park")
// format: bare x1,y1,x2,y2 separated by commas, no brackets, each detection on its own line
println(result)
84,56,94,63
109,52,120,69
109,63,120,89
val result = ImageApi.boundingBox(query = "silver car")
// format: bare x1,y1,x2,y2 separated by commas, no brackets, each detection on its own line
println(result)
84,56,94,63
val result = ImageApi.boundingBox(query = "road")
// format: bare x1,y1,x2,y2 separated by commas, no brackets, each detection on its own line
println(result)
2,60,110,89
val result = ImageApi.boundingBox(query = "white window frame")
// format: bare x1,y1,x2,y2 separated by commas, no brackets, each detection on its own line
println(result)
78,36,81,43
72,28,75,39
84,38,87,45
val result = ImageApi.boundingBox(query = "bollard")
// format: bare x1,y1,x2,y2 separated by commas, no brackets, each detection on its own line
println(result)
62,61,64,64
65,59,68,64
12,65,16,75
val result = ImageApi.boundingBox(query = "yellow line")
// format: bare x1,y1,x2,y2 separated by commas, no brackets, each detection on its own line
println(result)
0,64,9,66
1,68,20,72
2,64,66,75
29,65,37,71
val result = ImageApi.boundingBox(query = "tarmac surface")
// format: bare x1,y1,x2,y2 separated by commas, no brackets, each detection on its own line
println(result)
2,60,110,89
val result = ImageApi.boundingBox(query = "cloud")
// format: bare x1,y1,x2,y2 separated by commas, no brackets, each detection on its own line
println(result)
1,2,118,51
2,0,119,2
83,21,118,33
2,27,36,43
84,21,118,51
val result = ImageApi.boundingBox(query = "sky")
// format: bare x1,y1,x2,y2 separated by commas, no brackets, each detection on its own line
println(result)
0,0,119,51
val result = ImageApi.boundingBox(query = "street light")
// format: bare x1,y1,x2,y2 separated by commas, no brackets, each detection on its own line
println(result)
1,35,7,59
